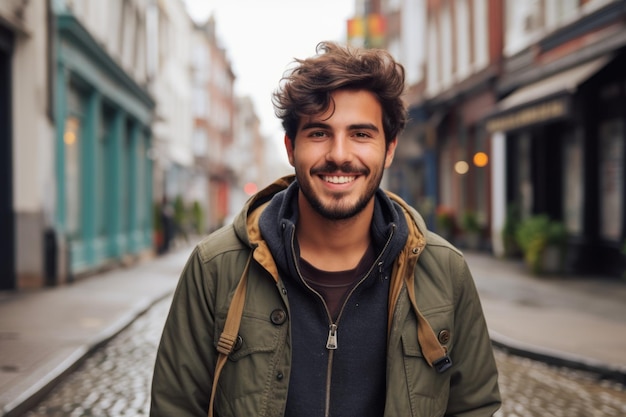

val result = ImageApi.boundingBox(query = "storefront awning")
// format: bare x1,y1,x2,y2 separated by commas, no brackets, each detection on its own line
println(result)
485,56,611,133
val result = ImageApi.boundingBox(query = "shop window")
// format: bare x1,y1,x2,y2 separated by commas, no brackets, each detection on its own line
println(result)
598,119,624,241
517,133,533,219
64,115,81,238
97,108,114,237
137,133,147,230
563,129,584,234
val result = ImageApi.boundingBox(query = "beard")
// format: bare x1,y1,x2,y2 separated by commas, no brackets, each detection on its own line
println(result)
297,161,384,220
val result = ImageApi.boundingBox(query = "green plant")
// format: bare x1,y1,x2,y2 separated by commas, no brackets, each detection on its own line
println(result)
191,201,204,234
435,206,456,237
502,204,522,257
515,214,567,274
173,195,189,241
461,210,481,233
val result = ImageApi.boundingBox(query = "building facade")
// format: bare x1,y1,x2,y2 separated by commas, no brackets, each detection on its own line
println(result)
190,15,236,232
0,0,56,288
2,0,159,289
52,0,155,280
486,0,626,275
350,0,625,276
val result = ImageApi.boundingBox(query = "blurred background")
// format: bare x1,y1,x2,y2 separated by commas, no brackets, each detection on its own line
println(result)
0,0,625,290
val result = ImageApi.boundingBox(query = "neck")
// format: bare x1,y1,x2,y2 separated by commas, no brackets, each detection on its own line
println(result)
296,193,374,271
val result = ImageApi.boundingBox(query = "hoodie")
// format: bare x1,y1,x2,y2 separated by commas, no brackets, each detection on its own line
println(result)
258,180,409,417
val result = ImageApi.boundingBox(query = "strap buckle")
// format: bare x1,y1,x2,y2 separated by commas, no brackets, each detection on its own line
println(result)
432,355,453,373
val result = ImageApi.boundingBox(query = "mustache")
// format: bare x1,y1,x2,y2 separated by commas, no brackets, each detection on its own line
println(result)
310,162,369,176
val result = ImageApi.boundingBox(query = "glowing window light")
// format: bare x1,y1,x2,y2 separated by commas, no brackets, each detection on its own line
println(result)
64,131,76,145
454,161,469,175
473,152,489,167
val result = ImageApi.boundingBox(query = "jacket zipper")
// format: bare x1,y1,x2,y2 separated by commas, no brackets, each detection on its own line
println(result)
288,223,396,417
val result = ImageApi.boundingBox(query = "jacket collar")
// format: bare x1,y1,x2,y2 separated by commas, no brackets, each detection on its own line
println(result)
234,174,429,283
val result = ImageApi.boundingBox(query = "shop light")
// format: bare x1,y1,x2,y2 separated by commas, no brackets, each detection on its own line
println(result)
454,161,469,175
473,152,489,167
64,131,76,145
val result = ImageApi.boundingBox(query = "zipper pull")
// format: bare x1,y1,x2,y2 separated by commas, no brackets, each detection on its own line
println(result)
326,324,338,350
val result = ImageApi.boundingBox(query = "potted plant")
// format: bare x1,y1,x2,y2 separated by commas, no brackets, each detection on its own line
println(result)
501,204,522,257
461,210,482,249
435,206,456,241
515,214,567,275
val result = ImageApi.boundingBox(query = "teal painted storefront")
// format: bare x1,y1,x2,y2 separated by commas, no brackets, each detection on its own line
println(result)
55,14,155,275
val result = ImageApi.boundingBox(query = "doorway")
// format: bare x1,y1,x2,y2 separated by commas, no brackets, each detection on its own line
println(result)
0,26,15,290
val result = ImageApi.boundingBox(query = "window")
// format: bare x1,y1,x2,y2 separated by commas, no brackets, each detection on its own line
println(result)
545,0,580,29
598,119,624,241
517,133,533,219
64,115,82,238
426,21,440,94
440,5,453,88
563,129,584,234
455,0,470,79
473,0,488,68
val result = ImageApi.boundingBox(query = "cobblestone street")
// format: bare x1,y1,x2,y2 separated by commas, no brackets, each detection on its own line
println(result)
23,296,626,417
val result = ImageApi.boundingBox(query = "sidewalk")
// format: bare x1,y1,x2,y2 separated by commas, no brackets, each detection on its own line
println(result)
0,246,194,417
1,246,625,416
465,251,626,383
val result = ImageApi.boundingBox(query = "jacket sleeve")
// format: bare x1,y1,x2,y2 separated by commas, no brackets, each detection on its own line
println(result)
445,256,501,416
150,247,216,417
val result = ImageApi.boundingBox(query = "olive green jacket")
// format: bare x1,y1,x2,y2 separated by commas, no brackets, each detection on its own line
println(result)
150,176,501,417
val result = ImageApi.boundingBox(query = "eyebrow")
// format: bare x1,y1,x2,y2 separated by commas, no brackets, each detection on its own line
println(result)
300,122,380,133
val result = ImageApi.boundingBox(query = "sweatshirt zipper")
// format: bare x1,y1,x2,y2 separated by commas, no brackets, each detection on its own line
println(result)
288,223,396,417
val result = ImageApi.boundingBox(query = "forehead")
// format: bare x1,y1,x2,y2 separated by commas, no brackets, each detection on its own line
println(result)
300,89,383,127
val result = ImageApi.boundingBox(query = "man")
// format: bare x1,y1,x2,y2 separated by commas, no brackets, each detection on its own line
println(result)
150,41,501,417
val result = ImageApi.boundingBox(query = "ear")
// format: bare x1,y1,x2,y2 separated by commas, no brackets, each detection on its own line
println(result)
384,138,398,168
284,135,295,167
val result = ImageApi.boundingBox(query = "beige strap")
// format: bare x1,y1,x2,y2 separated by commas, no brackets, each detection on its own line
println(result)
208,252,253,417
406,274,452,373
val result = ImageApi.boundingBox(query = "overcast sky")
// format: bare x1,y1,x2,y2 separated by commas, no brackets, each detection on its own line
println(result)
183,0,355,156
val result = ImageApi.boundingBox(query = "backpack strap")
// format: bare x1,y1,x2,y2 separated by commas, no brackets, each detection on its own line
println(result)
406,272,453,373
208,250,254,417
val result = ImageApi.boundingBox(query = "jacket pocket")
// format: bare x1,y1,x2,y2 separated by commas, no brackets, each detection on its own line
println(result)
213,310,287,417
400,305,454,414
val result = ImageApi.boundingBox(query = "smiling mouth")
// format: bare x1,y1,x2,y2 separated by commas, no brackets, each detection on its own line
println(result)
322,175,357,184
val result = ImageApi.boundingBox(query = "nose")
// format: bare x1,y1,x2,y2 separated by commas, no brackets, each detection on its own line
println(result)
326,135,352,165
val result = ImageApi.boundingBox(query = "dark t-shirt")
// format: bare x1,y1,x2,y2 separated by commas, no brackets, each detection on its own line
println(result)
300,243,377,320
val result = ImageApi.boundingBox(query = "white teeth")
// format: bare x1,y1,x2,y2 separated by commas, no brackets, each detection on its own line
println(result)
323,175,355,184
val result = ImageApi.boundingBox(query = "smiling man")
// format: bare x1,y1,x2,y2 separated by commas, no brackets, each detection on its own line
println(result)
150,42,501,417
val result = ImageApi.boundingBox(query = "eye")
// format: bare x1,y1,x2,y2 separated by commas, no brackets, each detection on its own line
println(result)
353,131,373,139
308,130,328,138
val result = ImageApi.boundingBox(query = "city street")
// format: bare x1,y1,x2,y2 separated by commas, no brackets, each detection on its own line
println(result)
22,295,626,417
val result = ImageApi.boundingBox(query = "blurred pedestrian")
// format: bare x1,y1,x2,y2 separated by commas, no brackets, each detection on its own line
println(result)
158,196,174,254
150,41,501,417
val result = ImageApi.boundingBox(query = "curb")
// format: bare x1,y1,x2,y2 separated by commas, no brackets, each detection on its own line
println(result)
1,290,175,417
490,330,626,385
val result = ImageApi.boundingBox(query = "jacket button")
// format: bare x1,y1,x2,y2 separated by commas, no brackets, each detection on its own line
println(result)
438,329,451,344
270,309,287,325
233,335,243,351
276,371,284,380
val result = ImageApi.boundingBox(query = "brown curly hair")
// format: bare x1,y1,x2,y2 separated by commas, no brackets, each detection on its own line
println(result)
272,41,407,148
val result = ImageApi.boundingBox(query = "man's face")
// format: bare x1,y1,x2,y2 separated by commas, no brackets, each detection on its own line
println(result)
284,89,397,220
